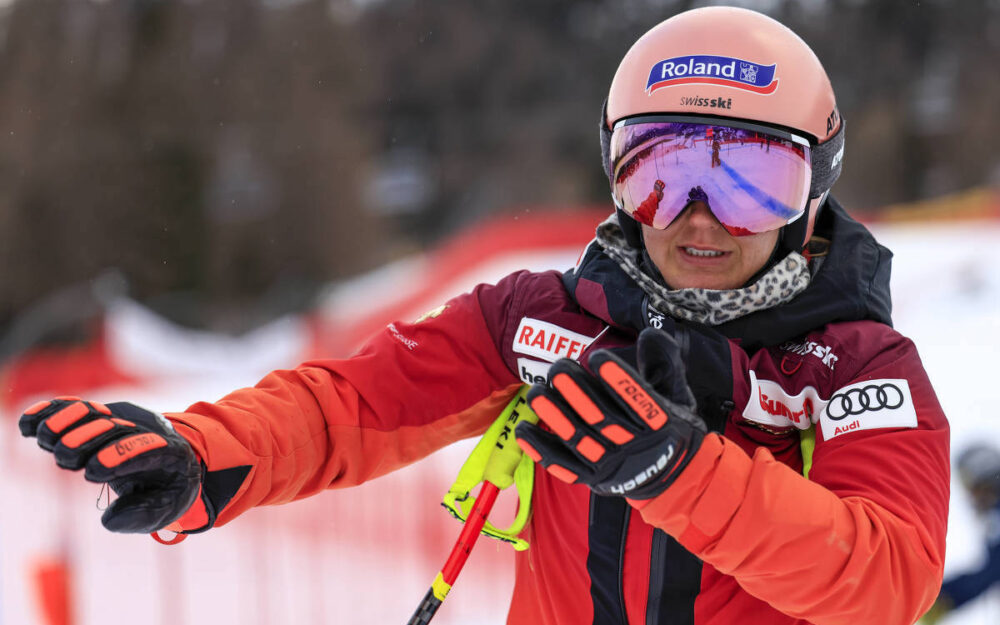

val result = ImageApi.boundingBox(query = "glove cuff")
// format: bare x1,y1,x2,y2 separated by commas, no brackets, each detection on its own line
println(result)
164,482,212,533
630,434,753,551
163,415,253,533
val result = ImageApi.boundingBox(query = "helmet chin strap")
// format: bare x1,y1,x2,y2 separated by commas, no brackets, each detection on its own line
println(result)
778,191,829,257
616,207,644,248
741,236,784,287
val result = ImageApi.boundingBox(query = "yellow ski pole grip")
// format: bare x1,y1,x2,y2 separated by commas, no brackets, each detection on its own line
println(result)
441,384,539,550
482,387,538,490
408,386,538,625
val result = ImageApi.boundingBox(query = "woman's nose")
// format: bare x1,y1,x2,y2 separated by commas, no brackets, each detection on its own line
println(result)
683,201,723,228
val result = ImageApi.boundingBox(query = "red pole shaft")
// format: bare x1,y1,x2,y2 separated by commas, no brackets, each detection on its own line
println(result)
439,482,499,584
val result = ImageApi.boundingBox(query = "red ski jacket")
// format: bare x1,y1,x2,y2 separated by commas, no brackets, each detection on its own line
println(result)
164,200,948,625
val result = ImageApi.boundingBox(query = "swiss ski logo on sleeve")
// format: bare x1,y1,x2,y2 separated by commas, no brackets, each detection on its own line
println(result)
820,379,917,440
513,318,595,362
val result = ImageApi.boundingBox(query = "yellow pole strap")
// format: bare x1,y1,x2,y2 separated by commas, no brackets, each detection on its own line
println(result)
442,385,538,551
800,425,816,479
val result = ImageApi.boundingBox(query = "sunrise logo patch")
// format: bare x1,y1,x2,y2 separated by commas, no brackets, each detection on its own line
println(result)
646,55,778,95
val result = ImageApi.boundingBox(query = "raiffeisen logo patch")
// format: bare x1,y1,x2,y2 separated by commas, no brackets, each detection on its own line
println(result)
646,55,778,95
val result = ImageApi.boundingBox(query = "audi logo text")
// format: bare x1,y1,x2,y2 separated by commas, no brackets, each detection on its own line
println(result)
826,384,904,421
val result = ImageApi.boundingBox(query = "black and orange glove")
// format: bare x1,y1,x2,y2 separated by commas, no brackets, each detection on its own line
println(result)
515,328,707,500
19,397,202,534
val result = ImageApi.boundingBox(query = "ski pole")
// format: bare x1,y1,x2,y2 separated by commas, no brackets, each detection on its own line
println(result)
407,388,537,625
407,481,499,625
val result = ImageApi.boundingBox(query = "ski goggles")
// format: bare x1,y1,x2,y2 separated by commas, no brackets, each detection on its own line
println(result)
609,115,813,236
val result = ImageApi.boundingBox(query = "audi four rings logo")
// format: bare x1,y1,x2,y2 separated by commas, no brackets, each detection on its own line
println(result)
826,383,904,421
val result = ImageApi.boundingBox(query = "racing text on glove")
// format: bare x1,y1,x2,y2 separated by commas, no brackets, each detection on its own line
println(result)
516,328,707,500
19,398,203,534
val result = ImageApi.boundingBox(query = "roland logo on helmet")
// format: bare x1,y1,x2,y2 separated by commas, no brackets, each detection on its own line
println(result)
646,55,778,95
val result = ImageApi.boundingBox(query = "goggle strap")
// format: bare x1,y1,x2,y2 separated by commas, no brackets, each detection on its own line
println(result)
599,98,613,180
809,118,845,199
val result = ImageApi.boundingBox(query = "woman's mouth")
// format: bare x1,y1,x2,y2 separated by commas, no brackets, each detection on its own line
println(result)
682,246,726,258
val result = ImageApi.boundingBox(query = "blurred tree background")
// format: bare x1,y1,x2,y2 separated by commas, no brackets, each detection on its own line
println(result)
0,0,996,341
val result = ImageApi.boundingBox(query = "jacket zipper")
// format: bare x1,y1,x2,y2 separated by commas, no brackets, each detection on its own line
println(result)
645,530,668,625
618,505,631,624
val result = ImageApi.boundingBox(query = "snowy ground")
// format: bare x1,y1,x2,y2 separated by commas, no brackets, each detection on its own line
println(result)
2,217,1000,625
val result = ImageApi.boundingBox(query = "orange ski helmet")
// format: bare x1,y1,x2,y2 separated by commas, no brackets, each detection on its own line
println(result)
600,6,844,253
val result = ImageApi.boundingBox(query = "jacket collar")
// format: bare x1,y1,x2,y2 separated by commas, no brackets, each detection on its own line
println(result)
562,196,893,351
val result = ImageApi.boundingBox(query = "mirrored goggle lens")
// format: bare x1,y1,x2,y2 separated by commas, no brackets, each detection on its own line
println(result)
610,119,812,235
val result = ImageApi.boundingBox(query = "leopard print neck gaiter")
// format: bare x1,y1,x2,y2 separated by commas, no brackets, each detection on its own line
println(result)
595,215,811,326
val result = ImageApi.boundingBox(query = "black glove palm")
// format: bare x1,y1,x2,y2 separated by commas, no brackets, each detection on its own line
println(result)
516,328,707,499
19,398,202,533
